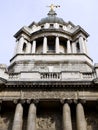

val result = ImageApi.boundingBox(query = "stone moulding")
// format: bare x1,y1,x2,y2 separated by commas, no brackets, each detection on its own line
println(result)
4,80,95,89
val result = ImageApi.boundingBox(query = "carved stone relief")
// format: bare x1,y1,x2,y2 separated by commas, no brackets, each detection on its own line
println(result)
0,113,13,130
86,111,98,130
24,91,76,99
36,111,62,130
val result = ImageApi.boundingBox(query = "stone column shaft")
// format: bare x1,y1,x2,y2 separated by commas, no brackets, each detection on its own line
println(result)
32,40,36,53
55,36,60,53
79,36,86,53
12,103,23,130
76,103,87,130
17,37,24,53
72,42,76,53
67,40,71,53
27,103,36,130
43,37,47,53
63,103,72,130
26,42,31,53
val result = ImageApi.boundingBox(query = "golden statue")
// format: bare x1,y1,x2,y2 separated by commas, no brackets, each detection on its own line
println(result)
47,4,60,11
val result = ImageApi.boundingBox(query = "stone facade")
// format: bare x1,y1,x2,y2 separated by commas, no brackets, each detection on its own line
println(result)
0,6,98,130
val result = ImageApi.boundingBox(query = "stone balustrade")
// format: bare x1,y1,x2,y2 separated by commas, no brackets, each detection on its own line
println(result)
82,72,95,79
8,71,95,81
40,72,60,79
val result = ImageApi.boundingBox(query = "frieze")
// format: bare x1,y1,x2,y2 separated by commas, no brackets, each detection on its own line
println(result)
1,90,98,101
23,91,76,99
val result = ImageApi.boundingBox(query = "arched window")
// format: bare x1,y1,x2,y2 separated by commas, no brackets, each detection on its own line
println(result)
22,43,27,52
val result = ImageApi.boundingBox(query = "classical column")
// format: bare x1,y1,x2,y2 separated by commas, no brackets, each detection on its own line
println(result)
67,40,71,53
43,37,47,53
17,36,24,53
76,103,87,130
55,36,60,53
27,103,36,130
26,42,31,53
84,39,88,55
72,42,76,53
79,36,86,53
12,103,23,130
63,103,72,130
32,40,36,54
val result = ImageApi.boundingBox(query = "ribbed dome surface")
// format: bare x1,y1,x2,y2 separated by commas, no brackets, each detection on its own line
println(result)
38,10,66,25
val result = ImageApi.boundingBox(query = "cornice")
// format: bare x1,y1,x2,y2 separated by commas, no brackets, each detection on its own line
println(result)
5,80,94,89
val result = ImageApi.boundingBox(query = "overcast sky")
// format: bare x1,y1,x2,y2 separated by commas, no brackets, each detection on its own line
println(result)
0,0,98,65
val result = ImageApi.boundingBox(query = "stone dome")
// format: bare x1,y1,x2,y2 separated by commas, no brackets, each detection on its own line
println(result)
38,10,66,25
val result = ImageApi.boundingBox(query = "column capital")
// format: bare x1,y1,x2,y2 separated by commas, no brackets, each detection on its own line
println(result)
13,99,18,104
13,99,26,104
73,99,86,105
43,35,47,37
33,99,39,104
73,99,78,104
60,99,72,104
26,99,39,105
78,99,86,104
56,35,59,37
19,99,26,104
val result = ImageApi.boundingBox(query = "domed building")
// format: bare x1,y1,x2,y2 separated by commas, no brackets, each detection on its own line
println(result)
0,5,98,130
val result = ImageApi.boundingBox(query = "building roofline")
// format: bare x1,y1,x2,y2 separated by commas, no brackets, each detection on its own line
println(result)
73,25,89,37
14,26,31,38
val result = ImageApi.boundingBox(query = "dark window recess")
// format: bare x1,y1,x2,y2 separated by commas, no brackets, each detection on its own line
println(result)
59,25,63,29
22,43,27,52
48,44,55,51
50,24,54,28
76,42,80,53
41,25,44,29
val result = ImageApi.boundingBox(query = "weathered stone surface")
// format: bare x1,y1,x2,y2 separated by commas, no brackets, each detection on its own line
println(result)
36,111,62,130
76,103,87,130
0,6,98,130
27,103,36,130
63,103,72,130
12,103,23,130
